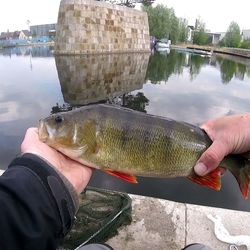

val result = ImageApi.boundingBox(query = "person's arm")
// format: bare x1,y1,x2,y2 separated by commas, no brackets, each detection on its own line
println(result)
0,128,92,250
194,113,250,176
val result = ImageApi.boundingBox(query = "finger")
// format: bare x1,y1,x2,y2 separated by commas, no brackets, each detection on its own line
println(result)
22,127,38,141
73,167,93,194
26,127,39,138
194,140,229,176
21,127,40,152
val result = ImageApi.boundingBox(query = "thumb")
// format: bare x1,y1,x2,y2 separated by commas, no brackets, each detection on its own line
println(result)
194,140,228,176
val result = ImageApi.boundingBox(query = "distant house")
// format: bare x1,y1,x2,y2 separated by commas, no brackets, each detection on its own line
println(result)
12,31,22,39
30,24,56,37
0,33,7,41
21,30,32,39
12,30,31,40
0,30,32,46
0,30,31,41
206,32,225,45
0,31,14,41
187,25,225,45
242,30,250,40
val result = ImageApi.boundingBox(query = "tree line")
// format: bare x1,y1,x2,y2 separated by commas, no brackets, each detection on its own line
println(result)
193,19,250,49
96,0,155,8
96,0,250,49
142,4,189,44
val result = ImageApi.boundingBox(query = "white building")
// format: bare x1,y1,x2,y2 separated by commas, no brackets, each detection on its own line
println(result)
30,24,56,37
211,32,225,44
187,25,194,42
242,30,250,40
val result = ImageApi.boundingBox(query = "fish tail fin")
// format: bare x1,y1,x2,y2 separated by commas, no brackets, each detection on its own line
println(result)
188,167,223,191
227,158,250,200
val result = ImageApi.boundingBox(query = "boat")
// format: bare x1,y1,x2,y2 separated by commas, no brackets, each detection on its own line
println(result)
155,38,171,51
156,47,170,54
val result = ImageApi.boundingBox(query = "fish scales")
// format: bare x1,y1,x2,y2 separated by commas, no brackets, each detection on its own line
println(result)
40,105,210,177
38,104,250,199
94,107,209,177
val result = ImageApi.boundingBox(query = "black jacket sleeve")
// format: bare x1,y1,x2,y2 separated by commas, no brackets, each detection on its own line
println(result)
0,153,79,250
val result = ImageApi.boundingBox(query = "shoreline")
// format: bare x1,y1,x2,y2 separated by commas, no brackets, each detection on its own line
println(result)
2,42,250,60
171,44,250,59
0,41,55,49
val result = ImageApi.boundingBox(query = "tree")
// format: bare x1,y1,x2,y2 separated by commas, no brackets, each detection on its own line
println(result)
192,18,209,45
240,39,250,49
223,22,241,48
143,4,188,43
169,8,179,44
95,0,135,8
118,0,135,7
143,4,171,39
178,18,189,43
96,0,155,7
141,0,155,7
26,20,31,30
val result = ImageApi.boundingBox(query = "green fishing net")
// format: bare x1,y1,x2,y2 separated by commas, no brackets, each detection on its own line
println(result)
59,186,132,250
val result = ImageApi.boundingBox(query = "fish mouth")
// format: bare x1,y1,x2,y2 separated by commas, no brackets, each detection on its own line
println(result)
38,120,49,142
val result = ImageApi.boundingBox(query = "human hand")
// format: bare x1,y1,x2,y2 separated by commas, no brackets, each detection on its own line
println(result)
194,113,250,176
21,127,93,194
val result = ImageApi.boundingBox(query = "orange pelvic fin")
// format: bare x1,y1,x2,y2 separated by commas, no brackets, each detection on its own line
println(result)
103,168,138,183
187,167,222,191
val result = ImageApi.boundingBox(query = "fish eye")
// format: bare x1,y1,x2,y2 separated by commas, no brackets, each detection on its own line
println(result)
55,115,64,123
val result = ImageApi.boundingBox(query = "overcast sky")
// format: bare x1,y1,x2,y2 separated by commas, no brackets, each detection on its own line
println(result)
0,0,249,33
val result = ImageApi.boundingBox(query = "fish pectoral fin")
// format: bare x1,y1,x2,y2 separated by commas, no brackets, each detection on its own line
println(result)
187,167,222,191
103,168,138,183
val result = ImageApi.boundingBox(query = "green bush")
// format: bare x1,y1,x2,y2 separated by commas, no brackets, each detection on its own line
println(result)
192,18,209,45
240,39,250,49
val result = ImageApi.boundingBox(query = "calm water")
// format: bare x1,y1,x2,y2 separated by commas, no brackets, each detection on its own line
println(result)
1,46,250,211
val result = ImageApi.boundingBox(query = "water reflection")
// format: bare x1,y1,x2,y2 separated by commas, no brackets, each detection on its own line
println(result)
122,92,149,113
189,54,209,80
54,50,250,112
0,46,54,57
146,51,213,83
147,50,250,84
53,49,250,125
146,51,186,83
216,56,250,83
55,53,150,106
1,46,250,211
